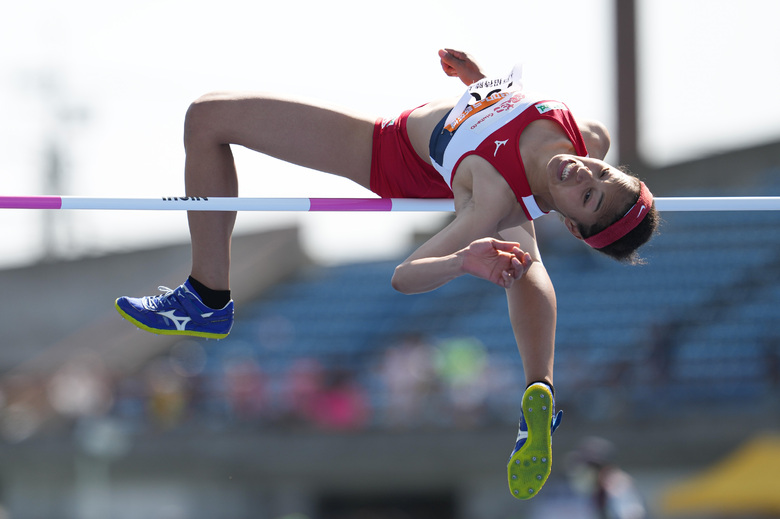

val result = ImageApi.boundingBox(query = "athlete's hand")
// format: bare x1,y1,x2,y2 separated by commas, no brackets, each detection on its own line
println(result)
460,238,532,289
438,48,487,86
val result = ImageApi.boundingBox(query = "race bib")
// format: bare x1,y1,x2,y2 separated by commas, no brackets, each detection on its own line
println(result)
444,64,524,132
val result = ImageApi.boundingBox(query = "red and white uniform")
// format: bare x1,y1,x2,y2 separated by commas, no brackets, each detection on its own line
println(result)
429,66,589,220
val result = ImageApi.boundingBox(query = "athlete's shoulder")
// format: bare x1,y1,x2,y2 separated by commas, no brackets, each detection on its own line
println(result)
576,119,610,159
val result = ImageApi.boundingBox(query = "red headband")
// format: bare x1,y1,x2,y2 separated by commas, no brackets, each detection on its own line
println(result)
584,182,653,249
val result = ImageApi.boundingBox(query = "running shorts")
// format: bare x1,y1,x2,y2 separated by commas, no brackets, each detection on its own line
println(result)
369,109,454,199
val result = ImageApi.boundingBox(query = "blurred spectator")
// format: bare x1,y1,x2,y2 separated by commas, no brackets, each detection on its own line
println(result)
379,334,437,428
47,353,114,418
311,369,369,431
481,354,523,423
113,375,146,421
565,437,647,519
145,358,188,429
281,358,325,425
223,354,268,422
434,337,488,427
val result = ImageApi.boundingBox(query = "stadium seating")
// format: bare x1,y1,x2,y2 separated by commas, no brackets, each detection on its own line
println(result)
185,203,780,427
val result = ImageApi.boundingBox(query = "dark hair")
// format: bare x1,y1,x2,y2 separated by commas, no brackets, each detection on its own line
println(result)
577,170,660,265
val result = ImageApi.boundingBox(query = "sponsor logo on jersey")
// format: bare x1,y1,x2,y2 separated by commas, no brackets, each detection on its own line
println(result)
535,101,567,114
494,139,508,156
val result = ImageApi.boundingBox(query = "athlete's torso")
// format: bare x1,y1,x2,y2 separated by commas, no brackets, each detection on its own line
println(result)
408,66,589,221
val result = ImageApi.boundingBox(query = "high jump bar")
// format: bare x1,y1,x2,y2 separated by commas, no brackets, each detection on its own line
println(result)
1,195,779,212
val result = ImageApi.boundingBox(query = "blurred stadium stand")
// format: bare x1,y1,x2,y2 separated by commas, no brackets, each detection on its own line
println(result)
1,165,780,518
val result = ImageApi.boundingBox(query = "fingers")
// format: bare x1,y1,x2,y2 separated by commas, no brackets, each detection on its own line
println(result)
489,238,522,252
501,269,514,288
479,239,531,263
500,251,533,288
439,49,468,68
438,49,459,77
463,237,532,288
491,240,532,262
442,48,468,60
438,48,486,86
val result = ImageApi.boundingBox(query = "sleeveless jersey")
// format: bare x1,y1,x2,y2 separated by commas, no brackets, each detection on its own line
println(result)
429,66,589,220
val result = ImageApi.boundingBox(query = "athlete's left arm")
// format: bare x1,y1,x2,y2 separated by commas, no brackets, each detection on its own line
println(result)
438,48,487,86
498,221,556,385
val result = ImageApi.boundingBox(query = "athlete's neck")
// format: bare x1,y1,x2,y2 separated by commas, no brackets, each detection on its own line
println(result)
520,124,574,213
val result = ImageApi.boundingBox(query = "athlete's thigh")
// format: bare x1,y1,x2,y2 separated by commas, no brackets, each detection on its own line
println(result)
193,91,377,189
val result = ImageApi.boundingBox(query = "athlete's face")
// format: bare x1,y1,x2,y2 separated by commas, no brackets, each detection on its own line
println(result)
545,154,637,237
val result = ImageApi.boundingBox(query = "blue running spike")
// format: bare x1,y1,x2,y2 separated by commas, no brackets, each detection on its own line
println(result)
115,280,233,339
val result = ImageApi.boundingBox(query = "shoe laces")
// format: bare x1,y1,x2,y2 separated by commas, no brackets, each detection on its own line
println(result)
144,286,181,310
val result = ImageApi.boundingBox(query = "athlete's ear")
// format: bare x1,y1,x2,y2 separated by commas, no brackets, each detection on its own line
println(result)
563,217,583,240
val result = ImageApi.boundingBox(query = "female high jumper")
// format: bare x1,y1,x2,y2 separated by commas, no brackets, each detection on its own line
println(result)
115,49,659,499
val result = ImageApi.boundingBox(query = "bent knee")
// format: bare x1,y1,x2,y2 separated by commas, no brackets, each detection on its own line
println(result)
183,92,234,147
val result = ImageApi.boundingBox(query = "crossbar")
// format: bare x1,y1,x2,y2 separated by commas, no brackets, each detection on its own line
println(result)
1,195,779,212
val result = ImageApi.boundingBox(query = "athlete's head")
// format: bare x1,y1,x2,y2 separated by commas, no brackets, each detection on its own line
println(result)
545,155,659,264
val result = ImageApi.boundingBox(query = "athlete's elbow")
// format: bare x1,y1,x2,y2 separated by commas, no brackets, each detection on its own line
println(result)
391,265,414,294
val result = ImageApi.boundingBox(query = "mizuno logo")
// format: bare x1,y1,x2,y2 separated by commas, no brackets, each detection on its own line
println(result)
494,139,508,156
158,310,192,331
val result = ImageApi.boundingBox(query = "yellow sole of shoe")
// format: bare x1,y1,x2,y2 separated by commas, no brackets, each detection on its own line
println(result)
115,300,230,339
507,384,554,499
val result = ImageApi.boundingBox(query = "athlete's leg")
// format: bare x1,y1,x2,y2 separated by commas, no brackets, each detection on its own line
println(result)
182,92,377,290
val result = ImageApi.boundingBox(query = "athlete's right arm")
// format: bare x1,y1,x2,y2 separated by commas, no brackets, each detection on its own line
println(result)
391,158,530,294
391,232,532,294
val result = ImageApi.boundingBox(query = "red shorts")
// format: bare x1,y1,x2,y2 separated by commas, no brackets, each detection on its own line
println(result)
369,109,454,199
